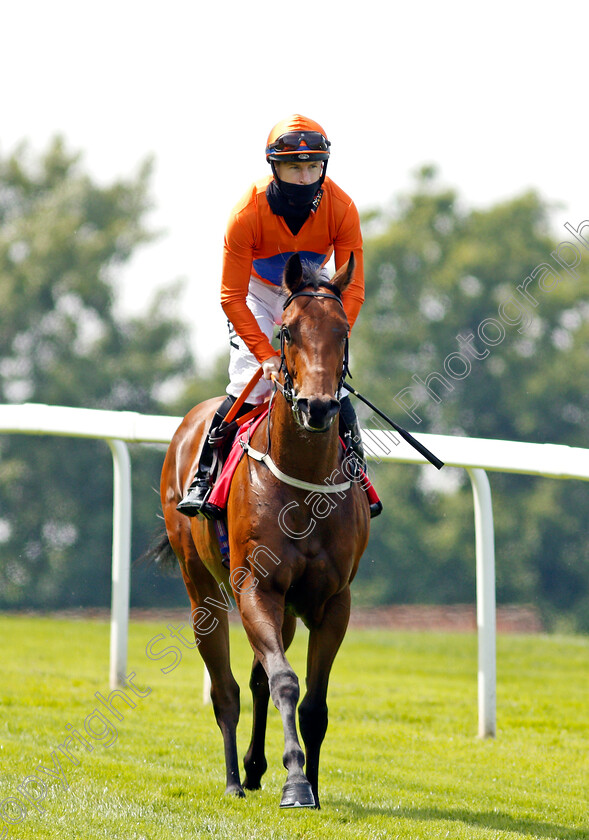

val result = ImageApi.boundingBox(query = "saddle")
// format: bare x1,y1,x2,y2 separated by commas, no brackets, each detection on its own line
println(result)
207,406,381,568
203,369,381,567
207,408,268,569
207,409,269,518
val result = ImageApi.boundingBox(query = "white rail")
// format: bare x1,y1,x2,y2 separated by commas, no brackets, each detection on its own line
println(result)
2,403,588,736
0,403,180,692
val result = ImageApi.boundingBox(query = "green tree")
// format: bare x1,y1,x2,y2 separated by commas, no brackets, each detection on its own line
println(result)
171,352,230,416
353,168,589,630
0,138,194,609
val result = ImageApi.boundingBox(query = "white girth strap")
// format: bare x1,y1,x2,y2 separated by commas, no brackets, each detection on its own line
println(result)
243,444,351,493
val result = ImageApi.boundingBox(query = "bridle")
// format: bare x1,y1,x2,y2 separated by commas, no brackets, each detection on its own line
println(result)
246,276,444,478
239,279,355,494
273,281,350,424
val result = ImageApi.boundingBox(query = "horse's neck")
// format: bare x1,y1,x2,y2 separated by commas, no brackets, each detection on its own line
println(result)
269,398,341,483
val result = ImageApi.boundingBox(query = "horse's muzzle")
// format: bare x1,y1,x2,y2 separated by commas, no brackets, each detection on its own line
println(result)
294,396,340,432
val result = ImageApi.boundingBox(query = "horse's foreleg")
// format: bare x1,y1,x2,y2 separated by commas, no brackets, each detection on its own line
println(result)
239,592,314,808
298,586,351,809
243,612,297,790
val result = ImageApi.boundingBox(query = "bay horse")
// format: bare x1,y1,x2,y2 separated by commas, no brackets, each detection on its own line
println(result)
157,253,370,808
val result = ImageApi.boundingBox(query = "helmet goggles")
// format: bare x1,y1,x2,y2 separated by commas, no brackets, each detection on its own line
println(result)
269,130,330,153
266,131,331,160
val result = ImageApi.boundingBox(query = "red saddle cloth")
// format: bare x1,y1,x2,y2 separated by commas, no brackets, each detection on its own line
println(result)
207,408,381,512
208,410,269,510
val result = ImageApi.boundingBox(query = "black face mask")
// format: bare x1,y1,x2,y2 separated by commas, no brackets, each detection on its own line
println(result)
266,167,325,233
276,178,321,208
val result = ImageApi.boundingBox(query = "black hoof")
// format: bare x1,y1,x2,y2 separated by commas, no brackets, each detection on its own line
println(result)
243,777,262,791
224,783,246,798
280,779,315,808
243,756,267,790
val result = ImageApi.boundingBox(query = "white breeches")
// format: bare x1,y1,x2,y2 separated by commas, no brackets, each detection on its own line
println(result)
226,278,287,404
226,271,331,404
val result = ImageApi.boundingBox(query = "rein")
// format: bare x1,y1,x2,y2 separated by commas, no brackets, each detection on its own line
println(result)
237,375,352,495
278,281,443,471
238,278,444,490
240,281,353,495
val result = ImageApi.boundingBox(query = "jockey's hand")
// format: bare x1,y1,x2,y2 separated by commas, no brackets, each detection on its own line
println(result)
262,355,281,381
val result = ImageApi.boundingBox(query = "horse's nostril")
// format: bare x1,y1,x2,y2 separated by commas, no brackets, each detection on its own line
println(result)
297,397,340,430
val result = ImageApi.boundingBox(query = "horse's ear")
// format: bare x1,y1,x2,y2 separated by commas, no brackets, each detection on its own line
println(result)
283,252,303,293
331,252,355,294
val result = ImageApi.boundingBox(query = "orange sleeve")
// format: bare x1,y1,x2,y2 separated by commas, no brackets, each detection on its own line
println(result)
220,195,277,364
333,200,365,330
220,179,365,360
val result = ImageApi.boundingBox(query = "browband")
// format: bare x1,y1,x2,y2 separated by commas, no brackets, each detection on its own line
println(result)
282,281,343,312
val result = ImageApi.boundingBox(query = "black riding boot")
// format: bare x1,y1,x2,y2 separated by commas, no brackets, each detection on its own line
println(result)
339,395,382,519
177,395,254,519
339,395,366,471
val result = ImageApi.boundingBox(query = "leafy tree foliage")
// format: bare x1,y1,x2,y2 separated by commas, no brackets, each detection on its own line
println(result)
171,352,230,416
2,147,587,632
0,139,194,609
352,168,589,630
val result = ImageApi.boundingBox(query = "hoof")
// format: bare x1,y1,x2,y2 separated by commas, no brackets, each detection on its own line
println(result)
224,783,246,798
280,779,315,808
243,756,267,790
243,777,262,791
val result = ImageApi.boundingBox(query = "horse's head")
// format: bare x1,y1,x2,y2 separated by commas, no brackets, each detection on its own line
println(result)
279,253,355,432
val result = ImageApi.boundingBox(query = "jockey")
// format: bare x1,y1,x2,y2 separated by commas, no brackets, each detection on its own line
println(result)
178,114,375,518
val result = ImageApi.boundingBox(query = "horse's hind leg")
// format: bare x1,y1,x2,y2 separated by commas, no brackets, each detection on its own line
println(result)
298,586,351,810
243,612,296,790
180,567,245,799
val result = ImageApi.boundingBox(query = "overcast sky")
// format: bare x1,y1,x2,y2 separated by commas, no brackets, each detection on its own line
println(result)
3,0,587,368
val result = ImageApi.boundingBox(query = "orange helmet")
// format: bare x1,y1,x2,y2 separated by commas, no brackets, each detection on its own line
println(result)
265,114,331,162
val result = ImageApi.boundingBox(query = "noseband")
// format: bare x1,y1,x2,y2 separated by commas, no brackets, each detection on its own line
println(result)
275,281,350,422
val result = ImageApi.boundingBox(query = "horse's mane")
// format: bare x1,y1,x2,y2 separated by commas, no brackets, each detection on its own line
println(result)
282,261,341,299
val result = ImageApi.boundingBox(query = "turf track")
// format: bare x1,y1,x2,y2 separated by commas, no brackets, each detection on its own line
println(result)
1,615,587,839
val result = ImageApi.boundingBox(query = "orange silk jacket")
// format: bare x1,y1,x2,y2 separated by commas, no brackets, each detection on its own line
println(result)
221,174,365,363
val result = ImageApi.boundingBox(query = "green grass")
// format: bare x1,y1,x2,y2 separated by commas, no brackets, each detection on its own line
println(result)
0,615,587,839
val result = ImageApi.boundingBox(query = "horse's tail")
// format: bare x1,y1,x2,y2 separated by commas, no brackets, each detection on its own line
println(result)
137,528,178,573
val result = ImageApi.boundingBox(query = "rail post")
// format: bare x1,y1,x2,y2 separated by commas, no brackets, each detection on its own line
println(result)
467,467,496,738
107,439,132,689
